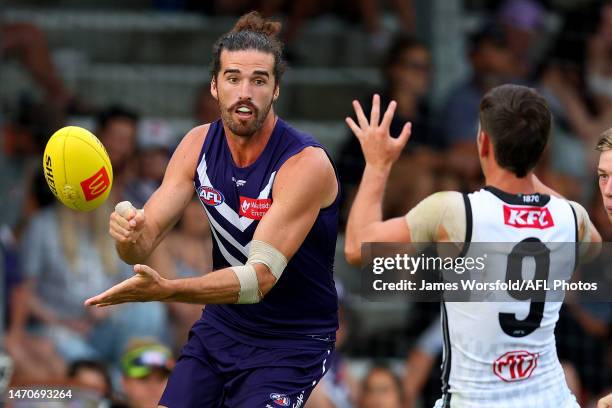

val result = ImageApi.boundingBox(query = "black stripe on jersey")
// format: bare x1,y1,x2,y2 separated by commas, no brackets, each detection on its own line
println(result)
440,301,452,408
484,185,551,207
569,202,579,272
569,203,578,243
458,193,473,258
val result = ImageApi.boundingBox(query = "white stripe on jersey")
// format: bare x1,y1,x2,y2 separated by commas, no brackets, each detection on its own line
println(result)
206,218,243,266
203,206,250,256
196,154,276,232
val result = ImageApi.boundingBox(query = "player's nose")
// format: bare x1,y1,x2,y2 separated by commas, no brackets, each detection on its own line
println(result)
238,80,253,100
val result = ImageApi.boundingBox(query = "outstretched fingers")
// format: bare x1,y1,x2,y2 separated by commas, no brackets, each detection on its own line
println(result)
345,117,362,139
352,100,369,129
395,122,412,148
370,94,381,127
380,100,397,131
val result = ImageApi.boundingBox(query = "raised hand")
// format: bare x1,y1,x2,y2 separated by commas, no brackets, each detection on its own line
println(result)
84,264,170,307
345,94,412,171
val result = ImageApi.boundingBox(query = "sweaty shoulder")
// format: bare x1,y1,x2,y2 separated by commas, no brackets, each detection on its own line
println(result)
172,124,209,178
182,124,209,151
567,200,592,243
405,191,466,242
273,146,337,208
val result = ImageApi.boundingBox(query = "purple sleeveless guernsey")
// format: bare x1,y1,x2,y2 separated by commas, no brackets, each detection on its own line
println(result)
193,118,339,350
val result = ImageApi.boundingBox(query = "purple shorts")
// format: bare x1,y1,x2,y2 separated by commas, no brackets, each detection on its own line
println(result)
159,321,334,408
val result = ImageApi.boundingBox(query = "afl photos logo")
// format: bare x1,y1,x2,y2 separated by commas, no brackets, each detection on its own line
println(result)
493,350,538,382
80,167,111,201
198,186,224,206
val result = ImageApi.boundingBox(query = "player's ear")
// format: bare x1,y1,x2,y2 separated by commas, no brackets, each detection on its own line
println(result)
273,84,279,102
479,130,490,157
210,78,218,100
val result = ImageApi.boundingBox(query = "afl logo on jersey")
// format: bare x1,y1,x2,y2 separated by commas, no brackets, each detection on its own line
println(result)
198,186,224,206
493,350,538,382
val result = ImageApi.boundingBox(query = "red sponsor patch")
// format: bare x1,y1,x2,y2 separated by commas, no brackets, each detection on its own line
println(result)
493,350,538,382
198,186,224,206
503,205,554,229
80,167,110,201
239,196,272,220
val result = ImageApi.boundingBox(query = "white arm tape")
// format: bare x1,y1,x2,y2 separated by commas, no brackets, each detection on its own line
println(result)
232,240,288,304
232,264,260,304
247,240,288,279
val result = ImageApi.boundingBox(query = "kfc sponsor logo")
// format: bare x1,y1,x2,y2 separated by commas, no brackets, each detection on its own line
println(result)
240,196,272,220
493,350,538,382
503,205,554,229
80,167,110,201
198,186,224,206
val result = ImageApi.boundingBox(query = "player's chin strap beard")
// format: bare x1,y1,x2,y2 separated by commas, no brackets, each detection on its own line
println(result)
231,240,288,304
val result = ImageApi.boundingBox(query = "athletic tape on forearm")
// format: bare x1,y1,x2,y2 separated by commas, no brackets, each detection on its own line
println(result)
231,240,288,304
231,264,260,304
247,240,288,279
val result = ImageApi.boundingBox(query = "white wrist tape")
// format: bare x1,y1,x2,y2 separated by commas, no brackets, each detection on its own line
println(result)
232,264,260,304
232,240,288,304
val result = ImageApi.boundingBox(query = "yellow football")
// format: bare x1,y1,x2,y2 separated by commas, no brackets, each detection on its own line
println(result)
43,126,113,211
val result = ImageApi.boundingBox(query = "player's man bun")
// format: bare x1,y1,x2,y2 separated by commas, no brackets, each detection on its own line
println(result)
211,11,286,85
231,11,281,38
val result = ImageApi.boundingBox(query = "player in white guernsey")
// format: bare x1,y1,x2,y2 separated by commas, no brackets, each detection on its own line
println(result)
596,130,612,408
344,85,602,408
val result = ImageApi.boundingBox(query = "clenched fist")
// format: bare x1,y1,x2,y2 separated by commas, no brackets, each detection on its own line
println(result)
109,201,145,244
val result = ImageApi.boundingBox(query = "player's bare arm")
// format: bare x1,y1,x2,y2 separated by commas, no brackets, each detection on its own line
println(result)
344,94,413,265
86,146,337,307
532,174,602,245
109,124,208,264
598,393,612,408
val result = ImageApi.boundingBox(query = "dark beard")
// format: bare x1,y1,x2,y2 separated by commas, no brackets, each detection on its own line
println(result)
220,98,273,138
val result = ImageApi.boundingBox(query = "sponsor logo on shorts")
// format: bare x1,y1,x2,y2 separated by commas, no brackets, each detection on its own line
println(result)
493,350,538,382
240,196,272,220
269,393,290,407
292,391,304,408
503,205,554,229
80,167,110,201
198,186,224,206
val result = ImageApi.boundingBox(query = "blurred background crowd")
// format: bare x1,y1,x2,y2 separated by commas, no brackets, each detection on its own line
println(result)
1,0,611,407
